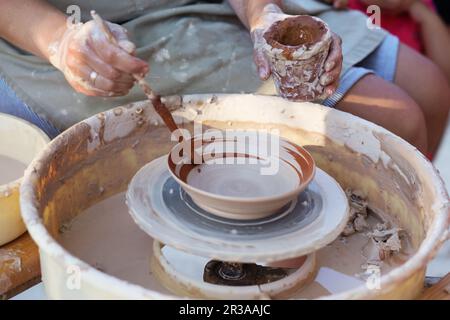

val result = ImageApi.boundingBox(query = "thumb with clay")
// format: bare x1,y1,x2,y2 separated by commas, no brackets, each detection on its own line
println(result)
250,4,289,80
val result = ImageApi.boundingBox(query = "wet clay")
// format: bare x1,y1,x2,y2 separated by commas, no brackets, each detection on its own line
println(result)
59,192,412,299
263,16,331,101
0,155,26,185
138,79,179,135
265,17,326,49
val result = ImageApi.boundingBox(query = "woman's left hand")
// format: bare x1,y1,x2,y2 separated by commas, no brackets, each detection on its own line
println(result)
251,4,343,96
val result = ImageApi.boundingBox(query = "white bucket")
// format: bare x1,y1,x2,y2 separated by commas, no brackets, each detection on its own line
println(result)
0,113,50,246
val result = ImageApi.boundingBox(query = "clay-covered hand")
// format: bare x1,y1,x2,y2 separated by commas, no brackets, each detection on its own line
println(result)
251,4,343,96
48,20,149,97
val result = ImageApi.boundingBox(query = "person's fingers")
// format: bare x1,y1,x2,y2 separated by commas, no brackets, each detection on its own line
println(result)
108,23,136,54
70,78,130,97
70,82,128,97
324,81,339,97
107,22,128,41
319,66,341,87
117,39,136,54
251,32,271,80
86,53,135,85
87,35,148,75
92,73,133,93
68,81,109,97
66,57,133,93
321,33,343,97
253,50,271,80
68,43,135,85
65,72,114,97
324,33,343,72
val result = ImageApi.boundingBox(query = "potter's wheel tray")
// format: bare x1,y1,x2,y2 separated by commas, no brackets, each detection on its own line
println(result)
127,156,349,263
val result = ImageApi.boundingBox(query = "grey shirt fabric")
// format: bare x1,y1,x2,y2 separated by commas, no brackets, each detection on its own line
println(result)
0,0,386,130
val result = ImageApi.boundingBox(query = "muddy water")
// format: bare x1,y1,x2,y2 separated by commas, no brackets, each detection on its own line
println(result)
58,192,171,294
0,155,27,185
59,192,411,299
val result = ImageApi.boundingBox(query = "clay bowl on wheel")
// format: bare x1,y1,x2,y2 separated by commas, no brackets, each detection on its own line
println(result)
167,130,316,220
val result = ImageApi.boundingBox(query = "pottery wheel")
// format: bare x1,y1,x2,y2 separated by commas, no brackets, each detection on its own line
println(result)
127,156,349,263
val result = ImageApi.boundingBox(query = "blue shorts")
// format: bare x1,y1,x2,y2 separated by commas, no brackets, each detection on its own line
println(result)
323,34,400,107
0,77,60,138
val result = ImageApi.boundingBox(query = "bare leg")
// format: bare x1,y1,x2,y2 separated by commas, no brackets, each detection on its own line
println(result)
394,44,450,155
335,74,428,154
409,1,450,82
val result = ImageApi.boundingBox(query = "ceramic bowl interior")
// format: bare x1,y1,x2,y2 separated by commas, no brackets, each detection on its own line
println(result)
264,15,328,49
167,130,315,219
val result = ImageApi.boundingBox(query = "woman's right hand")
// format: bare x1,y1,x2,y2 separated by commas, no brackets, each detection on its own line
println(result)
48,20,149,97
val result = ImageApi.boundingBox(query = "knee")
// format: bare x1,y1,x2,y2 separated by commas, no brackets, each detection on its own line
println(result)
395,97,428,153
